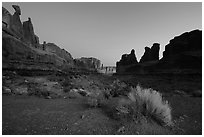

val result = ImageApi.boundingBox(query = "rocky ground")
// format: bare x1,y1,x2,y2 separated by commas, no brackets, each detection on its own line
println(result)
2,70,202,135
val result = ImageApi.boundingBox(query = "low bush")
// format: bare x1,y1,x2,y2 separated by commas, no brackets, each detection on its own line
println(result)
126,85,172,126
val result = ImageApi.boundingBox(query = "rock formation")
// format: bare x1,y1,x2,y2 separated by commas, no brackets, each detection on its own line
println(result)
163,30,202,60
117,49,138,66
2,7,11,28
45,43,74,65
160,29,202,70
10,5,24,39
140,43,160,63
116,29,202,75
23,17,39,46
2,5,74,71
74,57,101,70
116,49,138,73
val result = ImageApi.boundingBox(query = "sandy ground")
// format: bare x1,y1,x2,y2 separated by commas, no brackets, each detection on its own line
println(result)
2,73,202,135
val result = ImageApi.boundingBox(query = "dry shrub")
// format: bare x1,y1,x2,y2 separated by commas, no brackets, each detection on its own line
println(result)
127,85,172,126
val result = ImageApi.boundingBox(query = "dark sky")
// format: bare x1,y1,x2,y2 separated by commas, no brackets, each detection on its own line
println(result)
2,2,202,66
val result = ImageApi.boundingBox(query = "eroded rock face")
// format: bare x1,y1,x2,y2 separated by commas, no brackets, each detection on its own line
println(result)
45,43,74,65
10,5,24,39
117,49,138,66
2,7,11,28
116,49,138,73
2,5,75,71
161,29,202,70
74,57,101,70
23,17,38,45
140,43,160,63
163,30,202,59
12,5,21,15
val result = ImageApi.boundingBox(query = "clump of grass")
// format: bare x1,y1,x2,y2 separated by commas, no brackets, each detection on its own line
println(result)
127,85,172,126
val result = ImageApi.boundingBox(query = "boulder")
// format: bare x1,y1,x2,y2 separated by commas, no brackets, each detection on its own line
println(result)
2,86,12,94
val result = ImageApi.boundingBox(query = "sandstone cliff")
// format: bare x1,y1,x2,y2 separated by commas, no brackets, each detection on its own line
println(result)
74,57,101,70
23,17,39,46
159,29,202,70
116,49,139,73
2,5,74,71
116,30,202,74
140,43,160,63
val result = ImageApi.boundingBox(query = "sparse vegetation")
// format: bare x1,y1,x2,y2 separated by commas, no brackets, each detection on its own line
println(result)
87,91,106,108
109,79,130,97
2,71,202,134
126,85,172,126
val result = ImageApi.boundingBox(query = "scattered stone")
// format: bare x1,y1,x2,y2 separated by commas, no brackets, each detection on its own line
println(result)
13,86,28,94
71,89,78,92
2,86,12,94
45,96,52,99
74,122,78,125
68,91,82,99
116,106,129,114
24,79,28,83
183,115,188,118
174,90,186,96
81,115,85,119
117,126,125,133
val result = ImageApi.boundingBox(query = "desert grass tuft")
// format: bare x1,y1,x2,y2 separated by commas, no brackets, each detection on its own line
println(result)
127,85,172,126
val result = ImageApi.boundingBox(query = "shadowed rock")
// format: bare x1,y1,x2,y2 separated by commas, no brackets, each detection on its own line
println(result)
160,29,202,70
117,49,138,66
2,5,75,71
45,43,74,66
116,30,201,74
116,49,138,73
23,17,39,46
10,5,24,39
74,57,101,70
12,5,21,15
163,30,202,60
140,43,160,63
2,7,11,28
